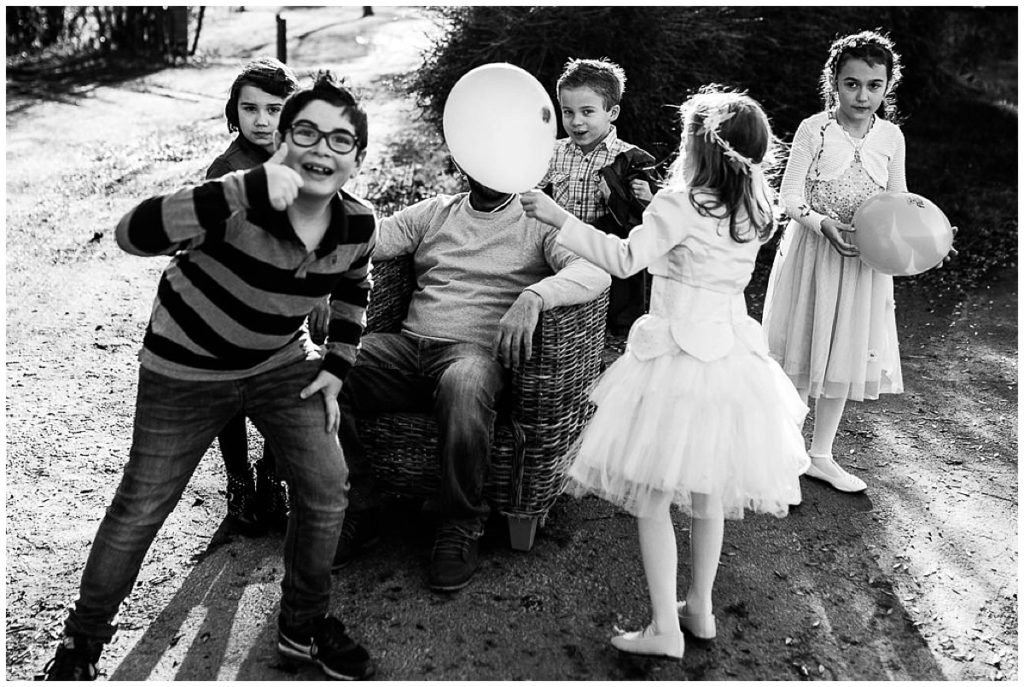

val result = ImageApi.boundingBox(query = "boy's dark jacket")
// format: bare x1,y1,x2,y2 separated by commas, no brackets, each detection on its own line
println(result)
593,147,663,238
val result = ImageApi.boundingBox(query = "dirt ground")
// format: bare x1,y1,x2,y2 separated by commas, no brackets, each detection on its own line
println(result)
5,6,1018,681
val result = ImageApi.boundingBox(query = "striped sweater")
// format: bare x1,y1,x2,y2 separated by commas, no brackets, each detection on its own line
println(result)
115,166,376,382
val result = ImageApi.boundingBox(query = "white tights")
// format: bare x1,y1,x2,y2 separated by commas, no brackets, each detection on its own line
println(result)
797,389,849,459
636,491,723,635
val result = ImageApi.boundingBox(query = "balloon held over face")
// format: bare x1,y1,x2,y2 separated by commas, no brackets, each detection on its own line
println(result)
852,192,954,277
443,63,556,194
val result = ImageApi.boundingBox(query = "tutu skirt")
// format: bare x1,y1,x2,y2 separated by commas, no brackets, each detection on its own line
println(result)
566,305,809,520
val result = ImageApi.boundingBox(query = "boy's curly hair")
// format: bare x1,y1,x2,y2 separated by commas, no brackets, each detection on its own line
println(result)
278,71,369,152
820,30,903,120
224,56,299,133
555,57,626,110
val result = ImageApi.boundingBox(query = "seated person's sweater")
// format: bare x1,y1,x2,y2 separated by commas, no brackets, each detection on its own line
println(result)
376,193,610,348
115,167,376,381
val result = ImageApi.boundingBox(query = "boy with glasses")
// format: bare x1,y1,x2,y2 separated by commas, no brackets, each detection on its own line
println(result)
43,73,377,681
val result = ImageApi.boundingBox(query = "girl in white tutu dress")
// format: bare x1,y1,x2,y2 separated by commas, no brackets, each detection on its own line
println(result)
522,88,809,660
762,32,954,493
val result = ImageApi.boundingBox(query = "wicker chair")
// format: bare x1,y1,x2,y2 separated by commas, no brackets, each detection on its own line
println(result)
354,255,609,551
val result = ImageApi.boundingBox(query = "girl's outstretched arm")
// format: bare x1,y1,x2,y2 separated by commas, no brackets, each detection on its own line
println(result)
526,190,688,279
520,190,572,229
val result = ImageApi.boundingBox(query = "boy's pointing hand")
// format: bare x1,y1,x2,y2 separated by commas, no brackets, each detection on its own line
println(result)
265,142,304,211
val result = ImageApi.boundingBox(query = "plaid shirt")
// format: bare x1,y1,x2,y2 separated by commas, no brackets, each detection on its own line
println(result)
543,126,637,223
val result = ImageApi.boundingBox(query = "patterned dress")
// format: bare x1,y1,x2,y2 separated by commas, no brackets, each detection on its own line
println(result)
762,111,906,401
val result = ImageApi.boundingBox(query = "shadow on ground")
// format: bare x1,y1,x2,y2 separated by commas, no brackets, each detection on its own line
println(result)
107,490,946,681
6,53,171,116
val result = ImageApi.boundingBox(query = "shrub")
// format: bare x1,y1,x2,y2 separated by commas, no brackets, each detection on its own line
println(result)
411,6,1017,292
411,7,1013,158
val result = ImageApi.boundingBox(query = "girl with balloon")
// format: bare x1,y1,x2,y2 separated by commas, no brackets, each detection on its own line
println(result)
761,31,956,494
522,87,809,660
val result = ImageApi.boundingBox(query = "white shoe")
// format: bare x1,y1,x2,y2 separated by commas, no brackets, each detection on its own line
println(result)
805,455,867,493
677,601,716,639
610,624,684,659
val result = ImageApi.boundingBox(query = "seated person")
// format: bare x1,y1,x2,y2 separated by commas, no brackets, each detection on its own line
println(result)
335,172,610,592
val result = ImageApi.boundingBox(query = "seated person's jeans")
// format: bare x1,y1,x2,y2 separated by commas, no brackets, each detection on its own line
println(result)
338,332,506,537
65,359,348,642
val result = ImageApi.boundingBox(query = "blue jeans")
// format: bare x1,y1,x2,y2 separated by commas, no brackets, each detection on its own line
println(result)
339,333,506,536
64,359,347,642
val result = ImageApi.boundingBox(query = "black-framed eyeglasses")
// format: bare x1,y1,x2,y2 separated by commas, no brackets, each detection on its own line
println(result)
287,121,359,154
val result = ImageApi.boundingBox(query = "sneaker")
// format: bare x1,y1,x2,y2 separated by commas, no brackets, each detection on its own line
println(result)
278,616,376,680
428,523,480,592
332,510,382,571
805,455,867,493
42,634,102,681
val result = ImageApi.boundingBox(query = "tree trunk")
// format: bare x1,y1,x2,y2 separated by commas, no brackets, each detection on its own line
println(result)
190,6,206,55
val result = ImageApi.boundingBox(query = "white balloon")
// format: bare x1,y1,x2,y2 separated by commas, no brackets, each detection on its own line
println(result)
443,63,557,193
852,192,954,277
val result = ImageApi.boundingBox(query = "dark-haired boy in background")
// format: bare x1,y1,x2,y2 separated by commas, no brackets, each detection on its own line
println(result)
207,56,302,535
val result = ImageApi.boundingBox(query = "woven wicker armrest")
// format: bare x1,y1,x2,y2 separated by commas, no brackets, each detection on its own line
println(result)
510,290,608,424
497,288,609,518
366,255,416,334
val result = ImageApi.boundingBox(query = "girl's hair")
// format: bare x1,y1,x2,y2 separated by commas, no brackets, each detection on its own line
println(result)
820,30,903,120
225,57,300,133
666,86,777,243
278,71,369,153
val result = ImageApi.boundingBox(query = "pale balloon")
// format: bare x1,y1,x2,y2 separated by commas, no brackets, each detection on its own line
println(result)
442,63,556,193
852,192,954,276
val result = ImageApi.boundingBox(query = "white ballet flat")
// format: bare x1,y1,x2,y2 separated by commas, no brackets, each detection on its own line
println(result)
677,601,716,639
610,624,684,659
804,455,867,493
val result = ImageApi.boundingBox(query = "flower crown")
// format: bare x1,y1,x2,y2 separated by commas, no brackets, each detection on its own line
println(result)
698,109,756,175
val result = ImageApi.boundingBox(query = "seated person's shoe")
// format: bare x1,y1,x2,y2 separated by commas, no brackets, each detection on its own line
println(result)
677,601,716,639
610,623,684,659
278,615,376,681
225,471,267,537
804,454,867,493
428,523,480,592
332,509,382,571
42,634,103,681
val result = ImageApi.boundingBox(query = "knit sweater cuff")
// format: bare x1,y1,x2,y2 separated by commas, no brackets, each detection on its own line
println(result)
243,166,272,212
319,353,352,381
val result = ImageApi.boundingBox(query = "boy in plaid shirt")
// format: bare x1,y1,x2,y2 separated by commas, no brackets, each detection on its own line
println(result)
545,58,658,333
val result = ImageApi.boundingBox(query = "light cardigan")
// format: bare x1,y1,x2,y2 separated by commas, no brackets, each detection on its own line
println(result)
781,110,907,236
557,187,774,361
